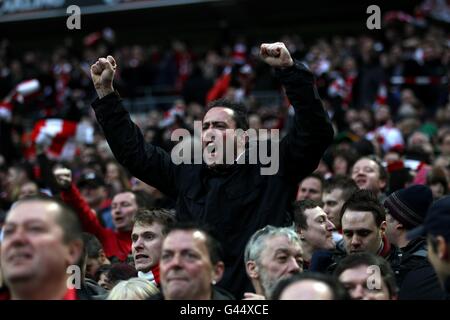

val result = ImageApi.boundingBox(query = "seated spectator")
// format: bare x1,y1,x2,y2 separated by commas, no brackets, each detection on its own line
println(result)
244,226,302,299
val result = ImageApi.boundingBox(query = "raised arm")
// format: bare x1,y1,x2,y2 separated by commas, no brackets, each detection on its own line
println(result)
54,168,109,243
89,56,177,198
260,42,334,182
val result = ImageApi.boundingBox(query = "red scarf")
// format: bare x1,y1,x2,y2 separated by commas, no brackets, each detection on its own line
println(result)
151,264,160,286
378,235,392,258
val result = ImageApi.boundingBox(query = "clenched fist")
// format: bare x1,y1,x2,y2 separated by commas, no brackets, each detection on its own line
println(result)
90,55,116,99
260,42,294,68
53,167,72,190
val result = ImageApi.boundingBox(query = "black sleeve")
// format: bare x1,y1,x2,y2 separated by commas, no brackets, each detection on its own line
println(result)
91,92,178,198
276,60,334,183
36,152,60,195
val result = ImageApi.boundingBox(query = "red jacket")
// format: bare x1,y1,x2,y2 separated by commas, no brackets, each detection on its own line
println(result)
0,287,79,300
61,184,131,261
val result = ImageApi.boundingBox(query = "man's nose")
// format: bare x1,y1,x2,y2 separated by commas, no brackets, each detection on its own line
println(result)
287,257,301,274
351,235,361,246
133,237,143,249
326,219,336,231
6,228,28,246
351,284,365,300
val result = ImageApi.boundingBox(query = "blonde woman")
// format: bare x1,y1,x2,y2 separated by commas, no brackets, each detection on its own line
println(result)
107,277,159,300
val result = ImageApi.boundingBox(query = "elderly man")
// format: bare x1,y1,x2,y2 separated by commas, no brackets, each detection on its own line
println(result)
244,225,303,299
90,42,333,296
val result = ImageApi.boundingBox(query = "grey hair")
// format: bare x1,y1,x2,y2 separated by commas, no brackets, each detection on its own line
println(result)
244,225,301,264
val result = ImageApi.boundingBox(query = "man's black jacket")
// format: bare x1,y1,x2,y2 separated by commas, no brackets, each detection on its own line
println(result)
92,61,334,298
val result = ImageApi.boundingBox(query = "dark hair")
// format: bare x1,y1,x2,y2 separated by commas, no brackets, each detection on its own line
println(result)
354,156,389,187
95,264,112,282
332,150,358,175
106,263,138,286
12,195,82,244
324,176,358,201
333,252,398,298
427,167,448,196
133,208,176,235
293,199,323,230
165,222,223,265
301,173,325,189
340,189,386,226
82,233,104,259
207,99,249,130
271,272,350,300
132,190,157,210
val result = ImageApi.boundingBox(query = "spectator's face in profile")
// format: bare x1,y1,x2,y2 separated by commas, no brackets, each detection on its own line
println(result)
323,188,345,230
256,235,303,296
1,201,80,289
384,213,401,247
132,222,165,273
302,206,336,250
279,280,333,300
112,192,138,232
342,210,385,254
98,272,112,290
296,177,322,201
351,159,385,194
202,107,244,167
339,264,391,300
160,230,220,300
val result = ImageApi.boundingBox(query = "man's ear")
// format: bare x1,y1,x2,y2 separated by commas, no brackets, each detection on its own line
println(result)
436,236,449,261
395,223,404,231
245,260,259,280
379,179,387,191
379,221,387,234
99,249,107,264
67,239,84,266
212,261,225,284
296,226,305,240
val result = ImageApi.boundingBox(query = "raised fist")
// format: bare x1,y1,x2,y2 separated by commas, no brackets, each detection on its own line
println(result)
90,55,116,98
260,42,294,68
53,167,72,190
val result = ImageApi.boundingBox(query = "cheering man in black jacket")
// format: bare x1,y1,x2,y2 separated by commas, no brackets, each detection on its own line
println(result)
89,42,334,298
